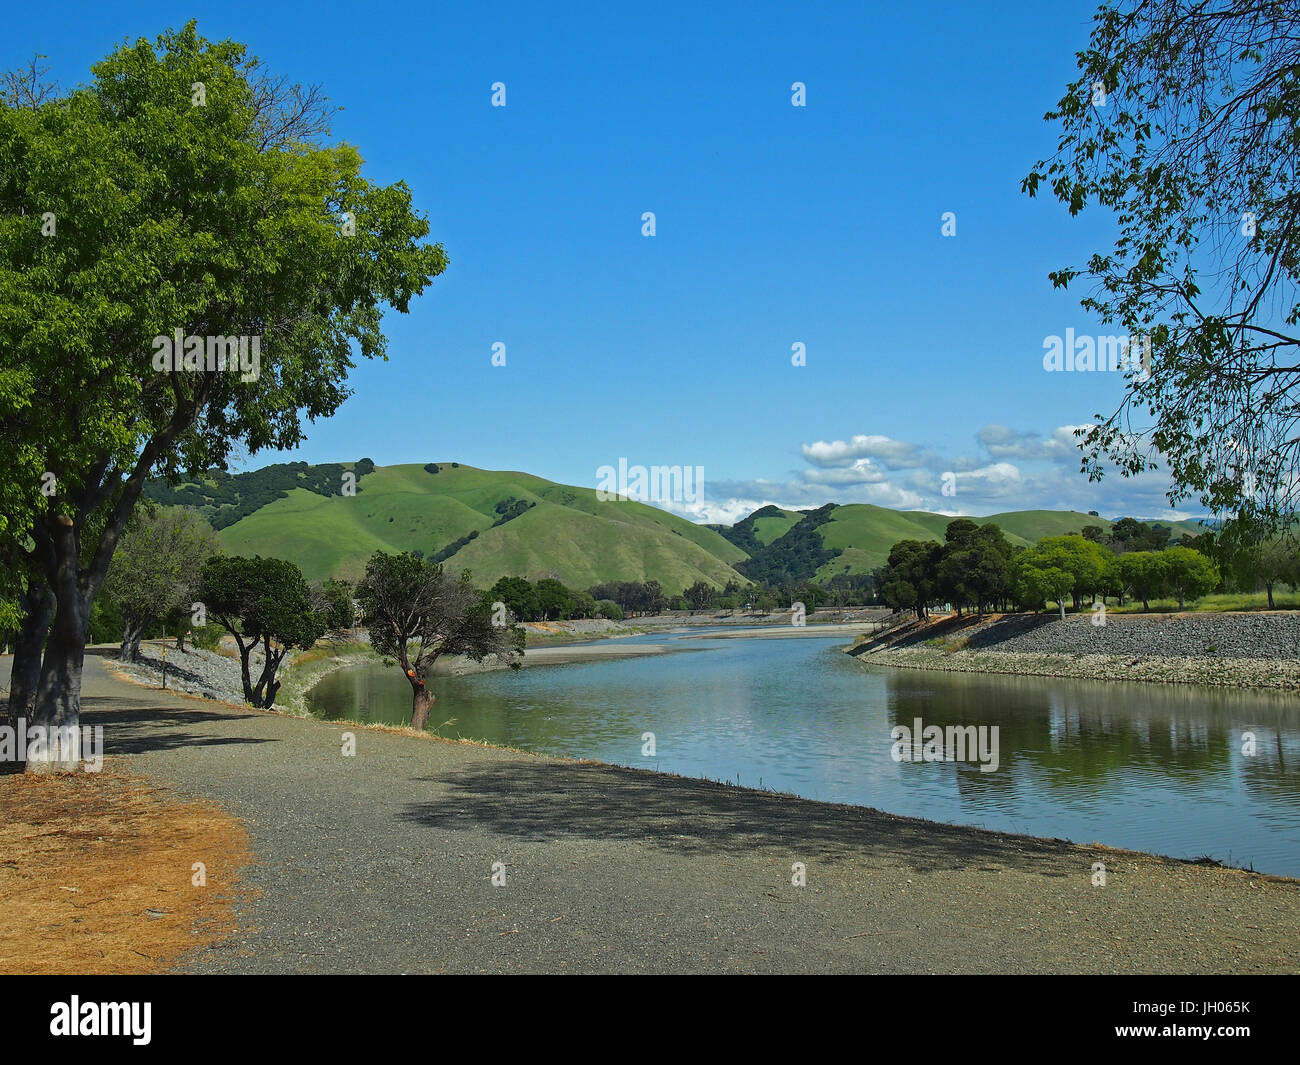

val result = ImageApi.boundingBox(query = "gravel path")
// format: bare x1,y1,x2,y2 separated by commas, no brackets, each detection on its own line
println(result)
44,651,1300,973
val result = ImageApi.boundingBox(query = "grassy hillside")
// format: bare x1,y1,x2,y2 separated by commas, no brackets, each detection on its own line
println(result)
751,509,803,544
981,509,1112,543
191,458,1206,593
215,463,745,589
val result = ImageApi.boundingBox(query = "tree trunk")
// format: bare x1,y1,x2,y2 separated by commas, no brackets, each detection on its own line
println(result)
410,681,434,731
235,637,256,704
1058,598,1066,620
28,602,89,773
28,516,93,773
119,618,145,662
252,639,287,708
3,578,55,774
1267,582,1275,609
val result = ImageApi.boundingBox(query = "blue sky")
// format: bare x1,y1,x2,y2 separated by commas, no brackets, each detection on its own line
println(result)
9,1,1194,523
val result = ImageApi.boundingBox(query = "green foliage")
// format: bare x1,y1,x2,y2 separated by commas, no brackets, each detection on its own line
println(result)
1107,517,1173,554
595,599,623,620
0,22,446,725
880,539,943,618
431,529,479,563
1161,545,1219,608
190,622,226,650
199,554,324,706
102,507,220,654
1016,563,1075,616
569,590,597,619
86,595,124,646
587,579,666,616
1116,552,1169,611
1020,535,1112,609
709,504,794,554
490,498,535,527
317,577,356,632
533,578,574,621
683,580,714,610
489,576,538,622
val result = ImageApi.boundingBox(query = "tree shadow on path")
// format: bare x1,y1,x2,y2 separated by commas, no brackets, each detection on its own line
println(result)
398,759,1089,877
83,698,275,756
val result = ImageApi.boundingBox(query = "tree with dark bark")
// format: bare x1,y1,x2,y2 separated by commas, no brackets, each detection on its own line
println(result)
0,25,446,769
200,555,325,708
356,553,523,730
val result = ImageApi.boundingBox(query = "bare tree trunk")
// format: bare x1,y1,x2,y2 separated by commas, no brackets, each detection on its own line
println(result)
410,681,434,731
235,636,257,704
3,577,54,775
251,639,287,708
28,602,88,773
119,617,145,662
29,519,92,774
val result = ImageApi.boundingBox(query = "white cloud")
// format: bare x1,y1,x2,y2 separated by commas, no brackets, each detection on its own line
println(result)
801,434,932,469
804,458,889,485
682,423,1201,525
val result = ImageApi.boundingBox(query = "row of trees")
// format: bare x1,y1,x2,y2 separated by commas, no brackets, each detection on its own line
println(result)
877,518,1259,619
680,578,833,613
1015,538,1218,616
489,576,622,622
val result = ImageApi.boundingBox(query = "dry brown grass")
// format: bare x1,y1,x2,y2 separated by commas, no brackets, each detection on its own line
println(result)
0,766,250,974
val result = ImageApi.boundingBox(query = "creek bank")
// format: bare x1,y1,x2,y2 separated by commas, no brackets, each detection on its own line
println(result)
851,611,1300,690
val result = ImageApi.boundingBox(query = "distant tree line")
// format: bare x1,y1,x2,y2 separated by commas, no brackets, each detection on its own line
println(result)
876,515,1300,618
144,459,376,530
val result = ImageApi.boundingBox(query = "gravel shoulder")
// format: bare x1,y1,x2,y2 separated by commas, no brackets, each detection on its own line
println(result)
39,651,1300,974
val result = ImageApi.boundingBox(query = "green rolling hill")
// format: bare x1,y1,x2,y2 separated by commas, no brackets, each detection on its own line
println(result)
146,460,1205,593
169,462,746,588
751,509,803,545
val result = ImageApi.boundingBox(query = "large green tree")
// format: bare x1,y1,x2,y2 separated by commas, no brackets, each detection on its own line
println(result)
0,25,445,768
1161,545,1220,608
1117,551,1169,611
1025,1,1300,537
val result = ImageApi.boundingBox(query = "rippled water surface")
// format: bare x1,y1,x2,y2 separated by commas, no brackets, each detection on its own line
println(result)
306,628,1300,876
